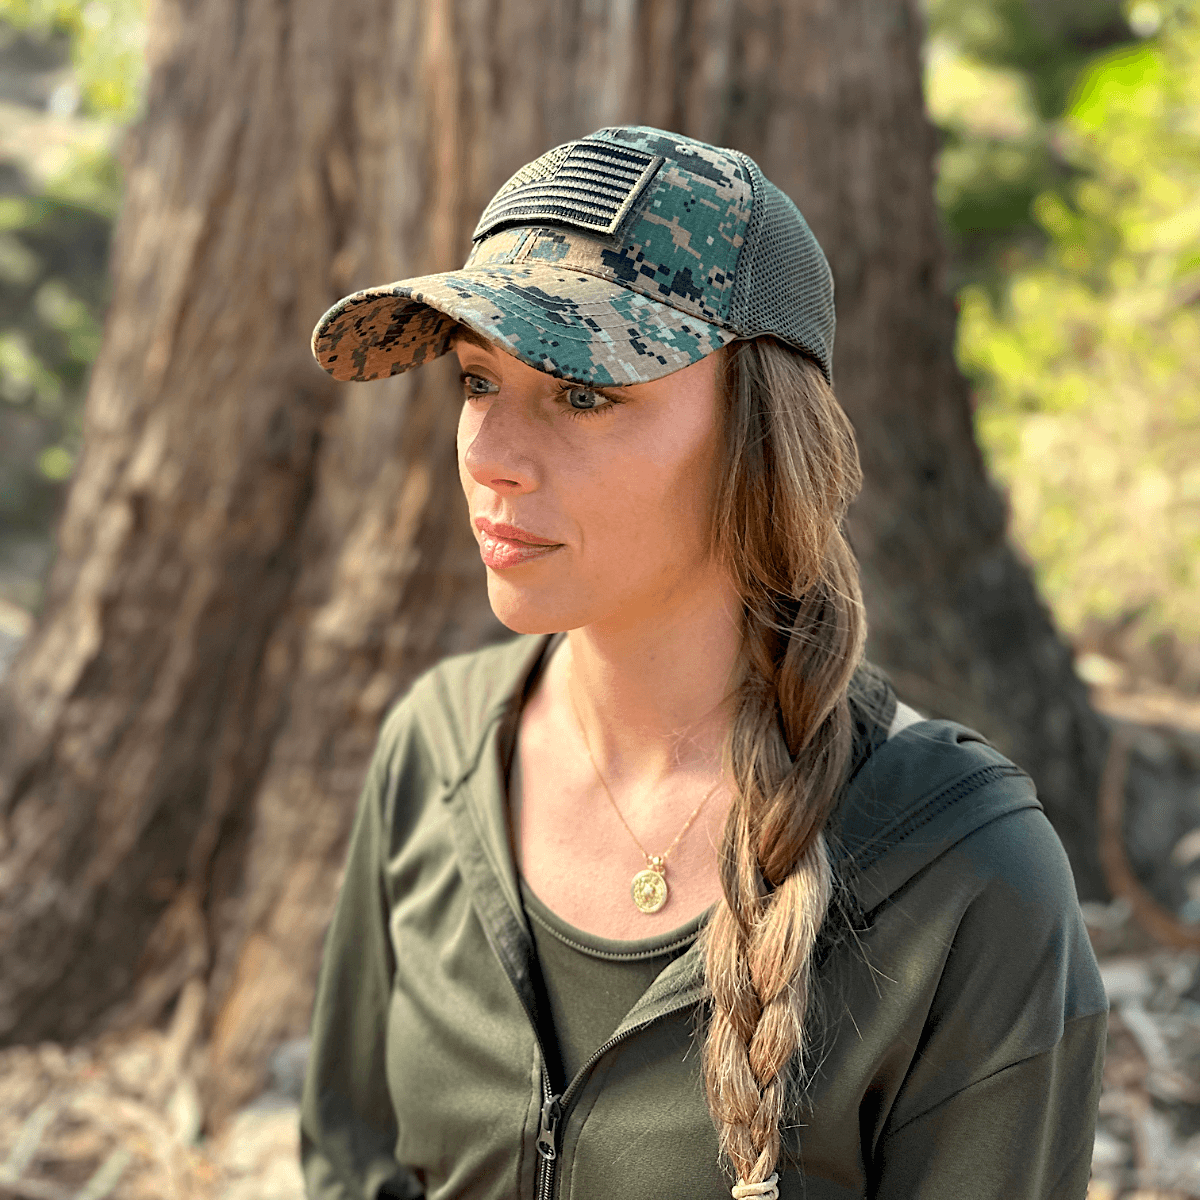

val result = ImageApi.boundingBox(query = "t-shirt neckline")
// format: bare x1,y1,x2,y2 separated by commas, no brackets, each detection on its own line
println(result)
518,874,708,961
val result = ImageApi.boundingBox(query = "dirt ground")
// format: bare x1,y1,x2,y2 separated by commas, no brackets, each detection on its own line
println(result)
0,1031,304,1199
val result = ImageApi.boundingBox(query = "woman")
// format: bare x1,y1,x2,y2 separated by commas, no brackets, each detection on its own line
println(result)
302,127,1107,1200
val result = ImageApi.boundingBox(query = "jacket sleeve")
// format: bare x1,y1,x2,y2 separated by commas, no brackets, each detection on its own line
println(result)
869,807,1109,1199
300,708,425,1200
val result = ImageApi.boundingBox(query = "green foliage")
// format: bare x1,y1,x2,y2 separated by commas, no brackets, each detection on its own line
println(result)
43,141,124,219
956,5,1200,658
926,0,1137,116
0,0,147,120
0,2,141,541
923,0,1143,292
0,179,112,507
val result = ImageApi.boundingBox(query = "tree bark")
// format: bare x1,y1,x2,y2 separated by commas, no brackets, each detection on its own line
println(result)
0,0,1109,1126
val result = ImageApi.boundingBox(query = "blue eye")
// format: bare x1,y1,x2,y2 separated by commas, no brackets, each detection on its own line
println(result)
460,372,619,421
561,384,622,421
565,386,605,410
460,373,497,398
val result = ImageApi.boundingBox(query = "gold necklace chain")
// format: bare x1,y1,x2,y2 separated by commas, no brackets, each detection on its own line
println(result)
566,667,722,914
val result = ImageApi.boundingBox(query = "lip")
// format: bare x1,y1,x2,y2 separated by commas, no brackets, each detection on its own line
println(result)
474,518,561,547
474,517,563,570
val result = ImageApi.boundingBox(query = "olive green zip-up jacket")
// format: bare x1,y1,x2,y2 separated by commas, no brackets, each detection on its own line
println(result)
301,633,1108,1200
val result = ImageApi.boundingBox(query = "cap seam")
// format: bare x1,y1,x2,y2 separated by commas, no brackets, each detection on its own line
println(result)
725,150,761,340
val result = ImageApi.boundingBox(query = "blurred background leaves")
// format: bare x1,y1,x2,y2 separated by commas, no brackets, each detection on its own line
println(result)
0,0,1195,696
0,0,142,613
932,0,1200,690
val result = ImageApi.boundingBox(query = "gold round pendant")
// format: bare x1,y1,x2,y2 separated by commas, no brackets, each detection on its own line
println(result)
631,867,669,914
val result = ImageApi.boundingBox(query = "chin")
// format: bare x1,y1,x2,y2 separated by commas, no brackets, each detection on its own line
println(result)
485,575,589,636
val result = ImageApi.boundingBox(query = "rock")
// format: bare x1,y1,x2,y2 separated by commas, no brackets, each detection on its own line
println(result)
216,1103,304,1200
1099,958,1155,1005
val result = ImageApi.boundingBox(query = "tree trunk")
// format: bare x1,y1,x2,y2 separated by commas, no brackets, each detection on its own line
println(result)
0,0,1109,1127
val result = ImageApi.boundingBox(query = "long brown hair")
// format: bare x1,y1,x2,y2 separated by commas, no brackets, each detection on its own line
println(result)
702,337,867,1186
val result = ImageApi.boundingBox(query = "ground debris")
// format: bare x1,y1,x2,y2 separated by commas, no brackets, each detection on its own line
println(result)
0,1030,303,1200
1086,899,1200,1198
8,913,1200,1200
6,919,1200,1200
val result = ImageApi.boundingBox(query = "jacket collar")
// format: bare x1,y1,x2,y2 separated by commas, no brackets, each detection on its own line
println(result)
449,632,562,922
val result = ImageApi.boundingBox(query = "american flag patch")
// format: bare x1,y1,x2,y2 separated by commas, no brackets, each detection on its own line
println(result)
473,139,664,242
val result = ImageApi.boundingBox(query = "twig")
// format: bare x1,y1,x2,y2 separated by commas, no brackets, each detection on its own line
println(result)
1119,1000,1200,1103
149,976,207,1106
73,1146,132,1200
68,1092,187,1199
0,1100,60,1185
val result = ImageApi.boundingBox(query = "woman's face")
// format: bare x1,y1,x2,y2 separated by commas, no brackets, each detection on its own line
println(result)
454,332,732,636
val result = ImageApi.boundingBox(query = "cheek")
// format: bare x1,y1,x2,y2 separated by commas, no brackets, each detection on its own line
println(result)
456,407,475,491
586,445,713,561
644,432,721,553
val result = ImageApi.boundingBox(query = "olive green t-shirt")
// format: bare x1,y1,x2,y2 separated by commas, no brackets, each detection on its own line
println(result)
504,652,915,1089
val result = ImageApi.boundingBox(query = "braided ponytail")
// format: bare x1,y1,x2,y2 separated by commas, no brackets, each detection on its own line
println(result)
702,338,867,1190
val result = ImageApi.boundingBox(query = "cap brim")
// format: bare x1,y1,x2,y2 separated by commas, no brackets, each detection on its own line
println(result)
311,263,737,387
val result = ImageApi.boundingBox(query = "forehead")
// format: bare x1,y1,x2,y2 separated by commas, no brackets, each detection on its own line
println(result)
449,325,495,353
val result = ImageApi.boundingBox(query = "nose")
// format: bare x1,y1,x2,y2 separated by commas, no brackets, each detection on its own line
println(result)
459,393,541,494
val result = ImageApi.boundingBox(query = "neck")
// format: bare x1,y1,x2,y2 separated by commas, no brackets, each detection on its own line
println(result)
552,570,745,796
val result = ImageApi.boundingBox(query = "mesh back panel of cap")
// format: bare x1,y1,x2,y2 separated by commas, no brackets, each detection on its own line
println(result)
728,153,835,384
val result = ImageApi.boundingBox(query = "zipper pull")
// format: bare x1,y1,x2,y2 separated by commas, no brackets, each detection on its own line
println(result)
536,1093,561,1161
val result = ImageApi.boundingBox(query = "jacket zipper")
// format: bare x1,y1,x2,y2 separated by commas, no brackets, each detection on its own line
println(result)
532,1014,679,1200
474,893,701,1197
535,1090,560,1200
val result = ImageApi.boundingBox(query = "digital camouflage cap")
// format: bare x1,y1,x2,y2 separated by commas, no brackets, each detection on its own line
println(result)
310,126,835,388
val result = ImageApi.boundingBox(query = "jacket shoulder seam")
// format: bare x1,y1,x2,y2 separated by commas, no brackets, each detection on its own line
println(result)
883,1007,1108,1136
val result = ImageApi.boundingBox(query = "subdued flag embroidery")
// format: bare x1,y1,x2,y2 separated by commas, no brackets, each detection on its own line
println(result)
473,140,664,241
